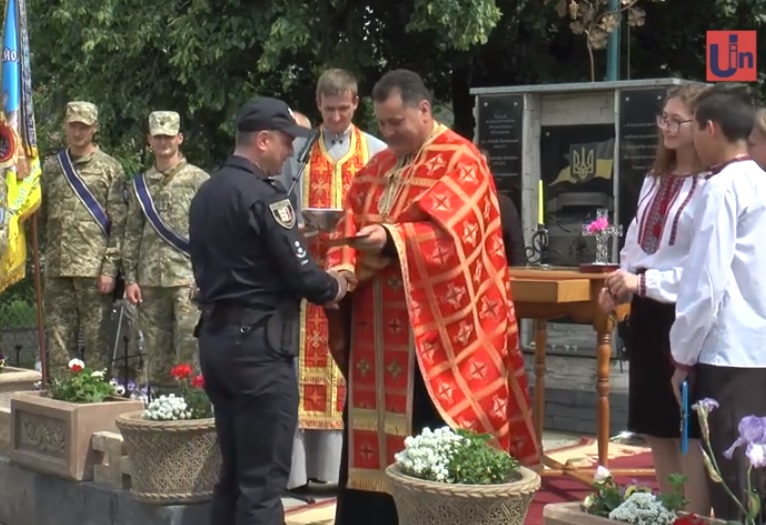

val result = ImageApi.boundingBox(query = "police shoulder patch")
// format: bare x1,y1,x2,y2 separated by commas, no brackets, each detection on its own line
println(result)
269,198,296,229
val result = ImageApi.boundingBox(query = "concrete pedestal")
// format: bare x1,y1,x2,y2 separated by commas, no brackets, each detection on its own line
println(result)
0,455,210,525
0,367,40,393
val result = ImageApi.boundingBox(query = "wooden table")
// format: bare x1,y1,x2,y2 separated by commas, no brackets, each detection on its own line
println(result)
509,267,650,483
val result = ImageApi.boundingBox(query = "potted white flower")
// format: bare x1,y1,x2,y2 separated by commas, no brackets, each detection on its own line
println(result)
385,426,541,525
115,362,220,505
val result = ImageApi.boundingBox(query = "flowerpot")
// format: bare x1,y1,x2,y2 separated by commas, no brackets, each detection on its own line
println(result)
385,463,541,525
9,391,143,481
0,366,41,393
115,411,221,505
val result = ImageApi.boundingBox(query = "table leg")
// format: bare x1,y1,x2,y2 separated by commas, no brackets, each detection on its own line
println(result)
534,319,547,452
596,327,612,468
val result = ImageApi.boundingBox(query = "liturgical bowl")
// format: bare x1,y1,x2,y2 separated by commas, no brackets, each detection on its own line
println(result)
301,208,344,232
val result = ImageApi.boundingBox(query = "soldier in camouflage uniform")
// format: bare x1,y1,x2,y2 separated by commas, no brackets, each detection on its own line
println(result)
41,101,127,374
123,111,209,387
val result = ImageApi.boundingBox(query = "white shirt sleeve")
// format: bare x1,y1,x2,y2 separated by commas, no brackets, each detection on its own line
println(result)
670,179,738,367
619,218,638,271
643,268,683,303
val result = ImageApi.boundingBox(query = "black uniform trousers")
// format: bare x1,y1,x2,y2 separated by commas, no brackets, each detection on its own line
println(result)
198,312,299,525
334,365,445,525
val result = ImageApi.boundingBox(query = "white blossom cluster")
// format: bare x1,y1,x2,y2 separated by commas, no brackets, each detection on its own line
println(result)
394,426,464,482
141,394,193,421
608,492,677,525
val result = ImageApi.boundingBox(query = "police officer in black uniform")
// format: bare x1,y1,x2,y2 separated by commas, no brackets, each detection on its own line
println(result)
189,96,352,525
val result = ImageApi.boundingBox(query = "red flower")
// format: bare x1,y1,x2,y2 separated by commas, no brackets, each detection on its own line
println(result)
170,364,192,379
70,364,83,373
191,374,204,389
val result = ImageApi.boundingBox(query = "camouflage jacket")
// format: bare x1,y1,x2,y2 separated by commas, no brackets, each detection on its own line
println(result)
40,148,127,279
122,160,209,288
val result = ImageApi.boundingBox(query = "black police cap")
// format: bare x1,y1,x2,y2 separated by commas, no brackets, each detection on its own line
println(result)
236,97,309,138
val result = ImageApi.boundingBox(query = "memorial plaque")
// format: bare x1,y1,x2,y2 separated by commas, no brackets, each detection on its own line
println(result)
539,124,615,267
476,95,523,211
618,88,666,249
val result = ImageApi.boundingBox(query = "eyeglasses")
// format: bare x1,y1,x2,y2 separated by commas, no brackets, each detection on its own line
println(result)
656,115,693,133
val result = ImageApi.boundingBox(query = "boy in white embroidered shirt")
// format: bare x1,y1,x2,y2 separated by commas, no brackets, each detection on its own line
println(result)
669,84,766,521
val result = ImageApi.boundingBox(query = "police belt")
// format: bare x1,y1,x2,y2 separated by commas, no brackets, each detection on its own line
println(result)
197,300,300,357
200,302,273,326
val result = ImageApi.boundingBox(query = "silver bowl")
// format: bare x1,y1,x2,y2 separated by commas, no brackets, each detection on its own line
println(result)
301,208,344,232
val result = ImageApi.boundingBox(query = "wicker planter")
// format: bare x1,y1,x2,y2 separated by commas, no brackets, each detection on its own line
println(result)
116,411,221,505
386,464,541,525
9,391,142,481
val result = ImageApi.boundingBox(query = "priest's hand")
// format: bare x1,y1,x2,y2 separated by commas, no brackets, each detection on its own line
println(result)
98,274,115,294
597,287,617,313
605,270,638,300
670,368,688,406
353,224,387,252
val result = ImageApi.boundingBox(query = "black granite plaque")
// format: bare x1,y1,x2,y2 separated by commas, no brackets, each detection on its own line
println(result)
477,95,523,211
539,124,615,267
618,88,666,249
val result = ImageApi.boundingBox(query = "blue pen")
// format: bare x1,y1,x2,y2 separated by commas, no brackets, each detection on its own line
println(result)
681,380,689,454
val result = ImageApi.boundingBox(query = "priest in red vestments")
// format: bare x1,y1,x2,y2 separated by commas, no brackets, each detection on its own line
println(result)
324,69,540,525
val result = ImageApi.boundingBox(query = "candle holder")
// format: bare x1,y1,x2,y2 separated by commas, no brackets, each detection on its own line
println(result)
525,222,550,266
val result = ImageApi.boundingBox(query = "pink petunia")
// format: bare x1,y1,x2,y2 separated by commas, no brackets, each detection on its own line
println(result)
586,216,609,234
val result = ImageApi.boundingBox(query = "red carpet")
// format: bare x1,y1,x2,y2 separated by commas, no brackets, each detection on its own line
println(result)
524,439,656,525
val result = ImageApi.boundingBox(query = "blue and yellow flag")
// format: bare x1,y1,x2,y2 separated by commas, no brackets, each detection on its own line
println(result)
0,0,42,292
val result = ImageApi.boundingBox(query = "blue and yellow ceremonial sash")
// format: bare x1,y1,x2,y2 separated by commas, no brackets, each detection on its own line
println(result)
132,174,190,257
56,149,110,236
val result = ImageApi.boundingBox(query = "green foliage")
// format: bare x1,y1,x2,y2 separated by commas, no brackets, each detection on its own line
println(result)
583,471,686,518
49,364,116,403
448,429,519,484
657,473,688,514
168,363,211,419
24,0,511,170
0,298,36,330
407,0,502,50
12,0,766,192
178,374,211,420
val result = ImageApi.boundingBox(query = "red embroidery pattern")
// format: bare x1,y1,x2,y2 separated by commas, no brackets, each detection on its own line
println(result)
706,153,751,179
638,175,696,254
668,177,698,246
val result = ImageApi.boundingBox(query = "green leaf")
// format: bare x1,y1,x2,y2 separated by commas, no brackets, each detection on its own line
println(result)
746,490,761,521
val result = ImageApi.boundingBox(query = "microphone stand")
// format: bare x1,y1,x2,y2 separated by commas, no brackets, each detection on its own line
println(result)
283,127,319,505
287,128,320,198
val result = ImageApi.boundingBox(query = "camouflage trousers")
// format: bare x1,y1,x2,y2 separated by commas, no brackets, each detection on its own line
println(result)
138,286,199,388
44,276,113,375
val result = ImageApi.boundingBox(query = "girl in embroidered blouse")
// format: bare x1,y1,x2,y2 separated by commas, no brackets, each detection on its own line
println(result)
598,84,710,515
748,108,766,168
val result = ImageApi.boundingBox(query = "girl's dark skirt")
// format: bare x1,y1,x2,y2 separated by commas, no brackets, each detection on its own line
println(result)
626,294,701,439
